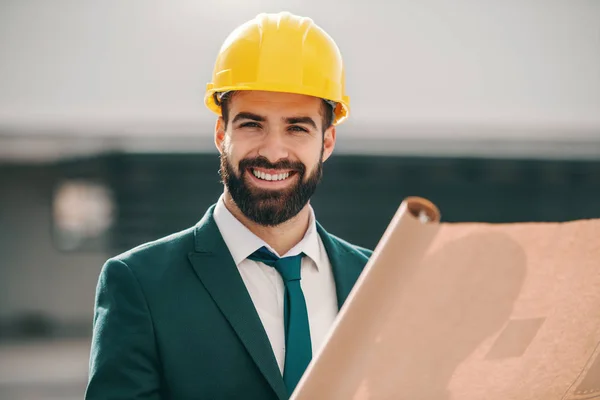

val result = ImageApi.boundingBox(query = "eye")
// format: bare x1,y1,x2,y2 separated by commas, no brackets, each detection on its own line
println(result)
288,125,309,133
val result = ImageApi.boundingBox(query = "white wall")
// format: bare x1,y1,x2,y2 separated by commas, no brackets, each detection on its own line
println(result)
1,0,599,140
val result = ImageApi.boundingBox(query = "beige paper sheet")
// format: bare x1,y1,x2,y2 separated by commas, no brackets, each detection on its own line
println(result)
291,197,600,400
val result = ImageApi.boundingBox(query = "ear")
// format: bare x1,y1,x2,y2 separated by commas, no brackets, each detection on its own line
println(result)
214,117,226,154
322,126,336,162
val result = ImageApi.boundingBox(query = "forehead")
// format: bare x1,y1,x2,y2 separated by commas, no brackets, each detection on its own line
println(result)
228,90,322,116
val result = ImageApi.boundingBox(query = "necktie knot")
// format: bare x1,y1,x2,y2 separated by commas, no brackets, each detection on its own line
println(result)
248,246,304,283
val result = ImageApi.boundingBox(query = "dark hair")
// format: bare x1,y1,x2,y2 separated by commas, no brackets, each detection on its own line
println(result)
215,91,335,133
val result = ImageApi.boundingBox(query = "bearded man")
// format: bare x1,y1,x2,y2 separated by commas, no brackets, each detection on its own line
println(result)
86,12,372,400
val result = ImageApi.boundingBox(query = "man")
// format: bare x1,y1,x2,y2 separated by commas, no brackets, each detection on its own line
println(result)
86,11,372,400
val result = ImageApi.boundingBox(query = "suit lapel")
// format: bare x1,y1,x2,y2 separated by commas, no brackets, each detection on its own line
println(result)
316,222,370,310
187,205,288,400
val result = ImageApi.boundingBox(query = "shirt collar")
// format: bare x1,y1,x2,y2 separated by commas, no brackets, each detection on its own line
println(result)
213,194,322,270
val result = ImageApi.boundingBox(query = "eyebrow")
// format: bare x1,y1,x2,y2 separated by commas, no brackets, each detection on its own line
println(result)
285,116,317,130
232,112,265,124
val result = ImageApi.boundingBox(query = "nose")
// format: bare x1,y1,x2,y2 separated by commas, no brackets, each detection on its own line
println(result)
257,131,289,164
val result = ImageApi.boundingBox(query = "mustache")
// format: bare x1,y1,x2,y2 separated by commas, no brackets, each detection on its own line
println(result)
238,156,306,173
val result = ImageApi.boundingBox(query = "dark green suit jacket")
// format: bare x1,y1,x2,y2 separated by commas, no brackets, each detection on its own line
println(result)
85,204,372,400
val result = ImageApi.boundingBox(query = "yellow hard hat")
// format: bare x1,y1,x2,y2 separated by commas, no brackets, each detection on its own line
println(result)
204,12,350,125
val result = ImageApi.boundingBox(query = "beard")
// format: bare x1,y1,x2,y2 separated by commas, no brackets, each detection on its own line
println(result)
219,149,323,227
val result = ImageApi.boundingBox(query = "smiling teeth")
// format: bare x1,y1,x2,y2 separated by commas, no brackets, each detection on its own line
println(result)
252,169,290,181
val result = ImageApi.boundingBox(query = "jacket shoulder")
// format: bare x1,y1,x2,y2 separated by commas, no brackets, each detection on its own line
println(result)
109,226,196,276
325,231,374,259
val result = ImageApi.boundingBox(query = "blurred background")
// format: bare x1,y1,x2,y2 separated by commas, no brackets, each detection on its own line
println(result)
0,0,599,398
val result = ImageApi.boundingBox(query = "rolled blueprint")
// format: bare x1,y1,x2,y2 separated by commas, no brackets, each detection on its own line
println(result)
292,197,600,400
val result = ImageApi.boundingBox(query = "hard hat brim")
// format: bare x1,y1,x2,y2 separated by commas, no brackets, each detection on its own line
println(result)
204,82,350,126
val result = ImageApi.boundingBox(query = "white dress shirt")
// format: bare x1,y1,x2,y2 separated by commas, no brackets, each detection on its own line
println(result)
213,195,338,374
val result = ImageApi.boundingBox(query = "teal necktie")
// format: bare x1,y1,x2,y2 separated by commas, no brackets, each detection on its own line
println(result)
248,246,312,394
